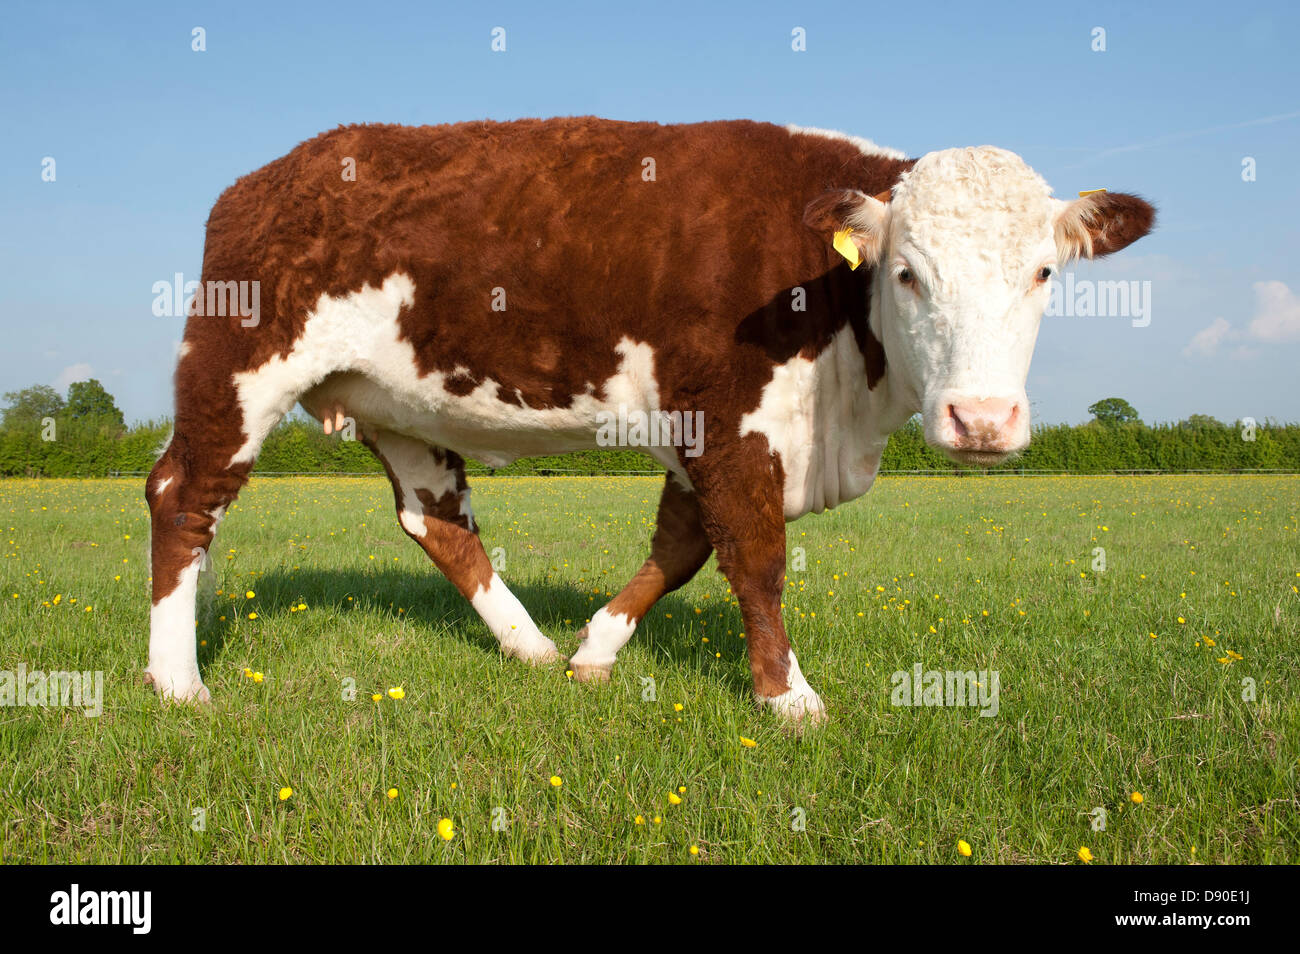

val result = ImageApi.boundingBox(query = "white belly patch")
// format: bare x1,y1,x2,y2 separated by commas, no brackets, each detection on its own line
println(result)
229,272,685,475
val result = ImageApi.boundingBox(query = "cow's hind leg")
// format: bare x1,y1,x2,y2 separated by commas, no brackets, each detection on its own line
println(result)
364,429,559,664
146,431,251,702
569,477,713,681
146,336,304,701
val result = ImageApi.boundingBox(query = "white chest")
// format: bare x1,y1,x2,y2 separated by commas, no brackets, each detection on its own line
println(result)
738,325,889,518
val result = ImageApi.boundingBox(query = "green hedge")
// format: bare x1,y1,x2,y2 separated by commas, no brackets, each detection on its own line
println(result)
0,415,1296,478
876,416,1300,473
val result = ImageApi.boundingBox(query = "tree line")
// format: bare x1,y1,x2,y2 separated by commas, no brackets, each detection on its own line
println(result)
2,382,1296,477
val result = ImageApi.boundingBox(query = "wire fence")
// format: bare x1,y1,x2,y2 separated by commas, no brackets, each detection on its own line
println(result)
100,467,1300,479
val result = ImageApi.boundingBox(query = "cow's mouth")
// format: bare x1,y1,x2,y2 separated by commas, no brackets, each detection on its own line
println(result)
923,396,1029,468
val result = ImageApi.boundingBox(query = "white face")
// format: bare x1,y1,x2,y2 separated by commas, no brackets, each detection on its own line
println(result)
813,145,1154,466
878,147,1057,465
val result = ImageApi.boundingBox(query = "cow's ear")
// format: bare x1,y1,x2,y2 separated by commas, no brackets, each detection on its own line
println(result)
1054,192,1155,261
803,188,890,265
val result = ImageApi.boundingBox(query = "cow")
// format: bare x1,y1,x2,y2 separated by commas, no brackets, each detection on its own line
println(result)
146,118,1154,723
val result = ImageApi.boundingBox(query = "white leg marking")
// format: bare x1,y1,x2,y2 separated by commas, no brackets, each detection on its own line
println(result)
469,573,558,663
398,505,427,538
369,431,458,539
757,650,825,721
146,561,210,702
569,607,637,670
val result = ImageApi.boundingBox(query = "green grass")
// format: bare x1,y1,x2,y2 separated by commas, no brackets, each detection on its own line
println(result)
1,474,1297,864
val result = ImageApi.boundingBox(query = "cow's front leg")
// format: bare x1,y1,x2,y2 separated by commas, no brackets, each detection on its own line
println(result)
693,458,826,725
570,476,713,681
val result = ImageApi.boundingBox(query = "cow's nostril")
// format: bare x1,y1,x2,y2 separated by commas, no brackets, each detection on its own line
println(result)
947,404,968,438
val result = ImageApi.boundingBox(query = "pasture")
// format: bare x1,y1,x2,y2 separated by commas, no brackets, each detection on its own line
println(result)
1,475,1296,864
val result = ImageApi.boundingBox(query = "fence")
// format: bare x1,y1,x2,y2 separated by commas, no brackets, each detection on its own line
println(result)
102,467,1300,479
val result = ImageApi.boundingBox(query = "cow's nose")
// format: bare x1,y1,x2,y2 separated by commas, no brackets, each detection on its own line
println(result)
947,398,1020,451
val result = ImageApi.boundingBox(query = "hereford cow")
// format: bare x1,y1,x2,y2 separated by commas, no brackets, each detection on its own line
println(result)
146,118,1154,722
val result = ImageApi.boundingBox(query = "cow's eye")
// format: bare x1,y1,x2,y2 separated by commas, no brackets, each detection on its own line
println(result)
1036,265,1055,283
898,268,914,285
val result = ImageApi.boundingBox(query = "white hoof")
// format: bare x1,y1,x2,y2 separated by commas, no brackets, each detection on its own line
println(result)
756,650,825,726
505,635,561,666
758,686,826,724
569,661,613,683
144,669,212,704
568,609,634,679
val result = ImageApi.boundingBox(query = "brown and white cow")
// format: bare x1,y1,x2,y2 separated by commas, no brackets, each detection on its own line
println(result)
146,118,1153,722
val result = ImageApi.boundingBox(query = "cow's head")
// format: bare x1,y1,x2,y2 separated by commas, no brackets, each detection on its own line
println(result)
805,146,1154,465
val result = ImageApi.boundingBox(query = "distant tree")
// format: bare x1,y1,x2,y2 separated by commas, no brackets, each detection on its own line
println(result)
1,385,64,430
65,378,125,427
1088,397,1141,426
1179,414,1224,429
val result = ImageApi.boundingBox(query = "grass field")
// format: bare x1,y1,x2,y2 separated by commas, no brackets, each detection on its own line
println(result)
1,474,1297,864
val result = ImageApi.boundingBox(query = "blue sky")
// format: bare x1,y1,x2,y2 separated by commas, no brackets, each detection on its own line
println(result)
2,0,1298,426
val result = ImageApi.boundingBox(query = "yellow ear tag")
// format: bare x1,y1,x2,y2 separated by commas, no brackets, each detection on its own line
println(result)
832,228,862,270
1077,188,1107,197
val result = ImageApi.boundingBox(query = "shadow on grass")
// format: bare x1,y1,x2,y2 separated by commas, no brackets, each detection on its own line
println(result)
197,566,751,696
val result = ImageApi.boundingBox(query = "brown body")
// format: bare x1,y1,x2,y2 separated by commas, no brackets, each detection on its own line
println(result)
147,117,1152,719
180,117,902,435
147,118,913,715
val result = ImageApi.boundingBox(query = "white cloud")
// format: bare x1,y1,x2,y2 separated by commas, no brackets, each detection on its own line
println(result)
1184,317,1234,357
1247,280,1300,342
1184,280,1300,357
53,362,94,390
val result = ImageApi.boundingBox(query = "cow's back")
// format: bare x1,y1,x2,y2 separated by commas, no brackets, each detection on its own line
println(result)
188,119,910,461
